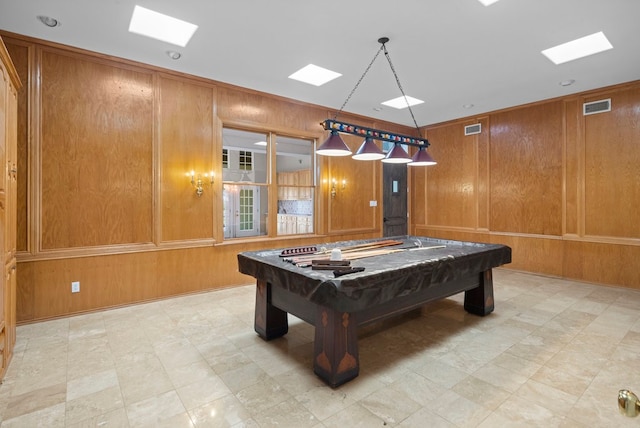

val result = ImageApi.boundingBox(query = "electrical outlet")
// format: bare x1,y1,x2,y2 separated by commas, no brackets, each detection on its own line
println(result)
71,281,80,293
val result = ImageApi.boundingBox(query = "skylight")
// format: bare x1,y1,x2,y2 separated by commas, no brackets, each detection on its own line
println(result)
128,5,198,47
288,64,342,86
541,31,613,65
381,96,424,109
477,0,501,6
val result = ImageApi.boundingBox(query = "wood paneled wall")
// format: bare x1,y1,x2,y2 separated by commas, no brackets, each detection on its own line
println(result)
2,32,397,322
3,30,640,323
415,83,640,288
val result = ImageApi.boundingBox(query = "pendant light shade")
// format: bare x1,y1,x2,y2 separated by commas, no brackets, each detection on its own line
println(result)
409,146,437,166
381,143,412,164
352,137,385,160
316,131,352,156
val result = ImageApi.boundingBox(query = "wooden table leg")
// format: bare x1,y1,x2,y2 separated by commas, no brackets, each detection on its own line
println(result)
254,280,288,340
313,306,359,387
464,269,495,316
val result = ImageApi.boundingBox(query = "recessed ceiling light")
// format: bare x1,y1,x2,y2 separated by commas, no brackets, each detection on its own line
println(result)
541,31,613,65
288,64,342,86
166,50,181,60
463,103,475,109
254,141,267,146
381,96,424,109
477,0,501,6
129,5,198,47
37,15,60,27
559,79,575,87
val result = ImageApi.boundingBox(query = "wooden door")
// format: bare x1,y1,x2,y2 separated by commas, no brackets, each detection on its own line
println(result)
383,163,408,237
0,36,20,380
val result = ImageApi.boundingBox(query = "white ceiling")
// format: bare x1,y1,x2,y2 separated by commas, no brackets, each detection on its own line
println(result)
1,0,639,127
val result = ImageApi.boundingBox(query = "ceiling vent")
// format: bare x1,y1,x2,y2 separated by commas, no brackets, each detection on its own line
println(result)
583,99,611,116
464,123,482,136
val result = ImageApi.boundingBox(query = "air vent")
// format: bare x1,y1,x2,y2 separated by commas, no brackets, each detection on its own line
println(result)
583,99,611,115
464,123,482,136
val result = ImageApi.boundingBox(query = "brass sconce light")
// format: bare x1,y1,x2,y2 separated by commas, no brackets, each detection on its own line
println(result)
186,170,214,197
330,178,346,199
619,389,640,417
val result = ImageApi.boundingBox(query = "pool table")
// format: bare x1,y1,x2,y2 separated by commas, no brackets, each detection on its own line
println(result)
237,236,511,387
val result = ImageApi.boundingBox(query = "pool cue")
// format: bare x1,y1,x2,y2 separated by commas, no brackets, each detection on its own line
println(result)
314,240,403,255
289,245,447,265
288,241,402,264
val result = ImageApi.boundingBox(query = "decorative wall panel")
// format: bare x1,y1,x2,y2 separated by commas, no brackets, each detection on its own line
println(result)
584,88,640,239
489,102,563,235
425,122,479,229
40,50,154,249
158,75,216,242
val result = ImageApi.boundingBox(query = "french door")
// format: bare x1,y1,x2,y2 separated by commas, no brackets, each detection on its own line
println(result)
223,185,261,238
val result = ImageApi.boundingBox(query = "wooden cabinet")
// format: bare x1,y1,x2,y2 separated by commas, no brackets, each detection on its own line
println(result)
277,169,312,200
277,214,294,235
297,169,311,200
298,215,312,234
277,214,313,235
0,36,20,380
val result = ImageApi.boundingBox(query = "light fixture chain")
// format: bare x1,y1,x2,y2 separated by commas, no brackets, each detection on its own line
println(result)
333,44,385,120
382,44,421,131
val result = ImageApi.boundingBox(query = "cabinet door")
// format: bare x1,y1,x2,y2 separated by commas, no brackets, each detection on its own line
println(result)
277,214,284,235
5,261,14,352
0,37,20,381
5,87,16,261
0,51,7,374
285,172,295,200
299,170,311,200
0,262,4,327
295,170,303,200
276,173,284,199
286,215,296,234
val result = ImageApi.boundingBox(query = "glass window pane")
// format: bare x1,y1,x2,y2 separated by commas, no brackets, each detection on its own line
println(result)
276,136,314,235
222,128,267,183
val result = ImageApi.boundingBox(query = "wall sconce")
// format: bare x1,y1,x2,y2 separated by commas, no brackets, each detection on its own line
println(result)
331,178,346,199
186,170,214,197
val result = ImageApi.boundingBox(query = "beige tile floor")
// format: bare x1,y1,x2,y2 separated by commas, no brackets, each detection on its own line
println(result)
1,269,640,427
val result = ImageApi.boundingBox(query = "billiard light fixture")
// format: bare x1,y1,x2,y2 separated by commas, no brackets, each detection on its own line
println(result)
409,146,437,166
352,137,385,161
317,37,436,166
382,144,412,164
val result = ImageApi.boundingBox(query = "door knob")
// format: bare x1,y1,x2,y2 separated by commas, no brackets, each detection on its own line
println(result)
619,389,640,417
